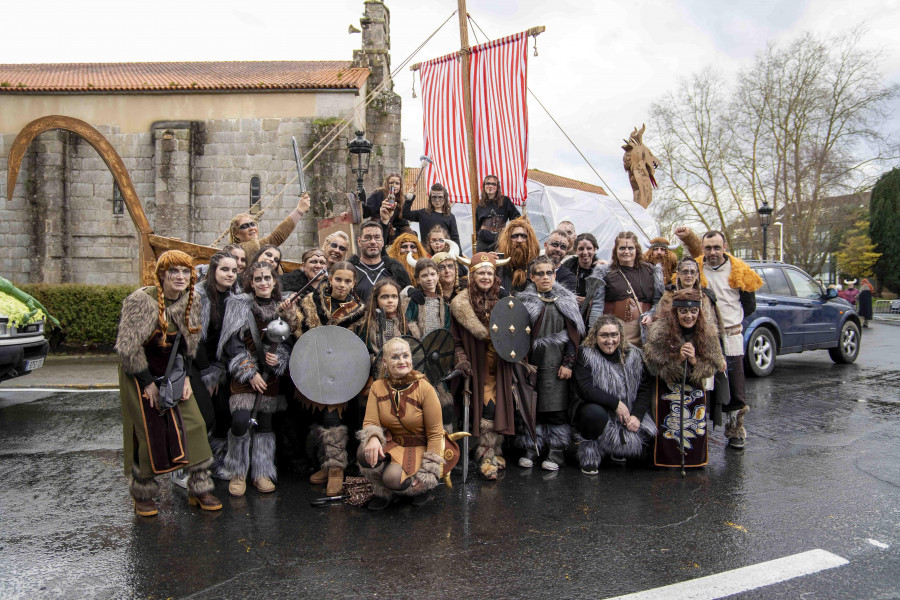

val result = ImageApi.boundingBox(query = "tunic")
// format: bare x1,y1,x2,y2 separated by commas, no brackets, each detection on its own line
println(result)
363,375,444,480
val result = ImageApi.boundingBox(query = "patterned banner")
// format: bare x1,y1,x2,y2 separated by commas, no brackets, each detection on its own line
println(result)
419,31,529,205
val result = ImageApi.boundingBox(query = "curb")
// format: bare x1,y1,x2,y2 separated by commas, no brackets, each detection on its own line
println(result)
0,384,119,390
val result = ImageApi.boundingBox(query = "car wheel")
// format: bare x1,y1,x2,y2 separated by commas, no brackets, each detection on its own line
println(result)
828,321,860,364
745,327,777,377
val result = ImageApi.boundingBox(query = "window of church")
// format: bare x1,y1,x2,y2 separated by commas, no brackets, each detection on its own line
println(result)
249,176,261,214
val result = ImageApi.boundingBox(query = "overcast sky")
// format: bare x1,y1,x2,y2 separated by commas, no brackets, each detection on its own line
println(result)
3,0,899,201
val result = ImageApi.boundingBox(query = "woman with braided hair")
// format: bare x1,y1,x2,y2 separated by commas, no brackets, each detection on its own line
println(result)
116,250,220,517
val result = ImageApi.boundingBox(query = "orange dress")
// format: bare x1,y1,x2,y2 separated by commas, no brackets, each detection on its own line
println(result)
363,373,444,481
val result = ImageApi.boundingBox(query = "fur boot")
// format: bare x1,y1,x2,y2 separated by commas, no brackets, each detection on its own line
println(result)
186,458,215,496
320,425,349,470
542,424,572,452
224,430,251,478
398,451,445,497
129,465,159,502
476,419,504,479
725,405,749,448
251,432,277,483
575,433,604,474
516,424,546,455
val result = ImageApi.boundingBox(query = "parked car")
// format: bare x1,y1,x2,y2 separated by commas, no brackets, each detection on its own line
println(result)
0,279,51,384
741,261,861,377
890,299,900,314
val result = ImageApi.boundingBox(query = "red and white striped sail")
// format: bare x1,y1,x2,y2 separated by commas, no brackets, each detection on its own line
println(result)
419,31,529,205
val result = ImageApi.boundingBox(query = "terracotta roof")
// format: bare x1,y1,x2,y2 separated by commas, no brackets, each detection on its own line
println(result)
0,61,369,93
404,167,608,209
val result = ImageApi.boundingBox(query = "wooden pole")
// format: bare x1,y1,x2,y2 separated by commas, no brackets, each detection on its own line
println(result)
457,0,481,252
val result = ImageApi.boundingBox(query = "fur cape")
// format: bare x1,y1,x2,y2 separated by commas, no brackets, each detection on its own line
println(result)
193,282,232,388
576,344,656,456
696,254,763,293
656,287,724,339
296,283,365,334
450,289,490,340
588,262,664,323
644,317,726,386
401,292,449,341
217,293,294,383
115,286,202,375
517,283,586,343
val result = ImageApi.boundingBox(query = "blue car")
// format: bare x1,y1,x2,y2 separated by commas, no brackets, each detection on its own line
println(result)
741,261,861,377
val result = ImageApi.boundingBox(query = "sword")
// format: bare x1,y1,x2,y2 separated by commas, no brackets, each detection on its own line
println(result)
462,376,471,483
405,155,433,201
292,136,308,194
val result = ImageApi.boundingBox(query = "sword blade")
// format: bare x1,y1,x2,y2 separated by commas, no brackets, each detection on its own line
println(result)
462,377,471,483
292,136,307,194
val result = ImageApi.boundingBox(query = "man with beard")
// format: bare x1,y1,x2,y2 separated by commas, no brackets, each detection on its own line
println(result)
643,226,703,283
450,252,515,480
544,230,577,293
348,219,412,301
698,231,763,450
515,256,585,471
495,218,540,294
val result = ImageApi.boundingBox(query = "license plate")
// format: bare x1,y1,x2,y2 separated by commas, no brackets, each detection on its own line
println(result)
25,358,44,371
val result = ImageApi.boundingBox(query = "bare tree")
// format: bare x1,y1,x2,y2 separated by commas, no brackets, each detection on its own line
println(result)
651,29,897,273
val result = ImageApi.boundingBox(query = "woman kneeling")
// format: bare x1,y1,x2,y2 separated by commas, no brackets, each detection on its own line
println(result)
357,337,445,510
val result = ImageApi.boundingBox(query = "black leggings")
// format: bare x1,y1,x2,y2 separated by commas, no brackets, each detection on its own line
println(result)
231,409,273,436
573,403,609,440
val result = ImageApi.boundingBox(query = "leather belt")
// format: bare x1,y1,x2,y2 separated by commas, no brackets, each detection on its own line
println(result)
389,434,427,447
603,299,651,322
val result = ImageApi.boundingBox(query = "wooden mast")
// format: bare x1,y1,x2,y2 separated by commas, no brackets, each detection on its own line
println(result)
457,0,481,252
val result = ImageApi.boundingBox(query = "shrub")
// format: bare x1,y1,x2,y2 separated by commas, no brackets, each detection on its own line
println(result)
18,284,138,351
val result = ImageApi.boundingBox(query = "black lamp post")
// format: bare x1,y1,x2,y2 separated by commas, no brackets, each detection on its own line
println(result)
757,200,774,261
348,130,373,204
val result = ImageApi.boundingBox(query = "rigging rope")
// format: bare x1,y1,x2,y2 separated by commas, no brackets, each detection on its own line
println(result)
466,16,651,240
212,10,459,246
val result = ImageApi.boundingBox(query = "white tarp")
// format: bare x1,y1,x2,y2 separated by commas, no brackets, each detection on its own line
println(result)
439,179,659,259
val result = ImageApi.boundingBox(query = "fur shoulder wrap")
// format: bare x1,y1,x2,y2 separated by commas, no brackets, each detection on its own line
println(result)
644,318,725,385
450,289,490,340
115,286,201,375
697,254,763,293
517,283,586,337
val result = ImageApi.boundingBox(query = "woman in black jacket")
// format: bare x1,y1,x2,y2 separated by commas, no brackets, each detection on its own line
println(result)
363,173,413,244
475,175,520,252
403,183,460,247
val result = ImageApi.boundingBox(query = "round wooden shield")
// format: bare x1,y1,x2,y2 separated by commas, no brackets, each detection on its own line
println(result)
290,326,370,405
489,297,532,363
420,329,455,384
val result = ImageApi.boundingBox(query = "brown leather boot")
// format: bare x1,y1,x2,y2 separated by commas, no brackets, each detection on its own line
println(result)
309,468,328,485
189,492,223,511
133,499,158,517
325,468,344,496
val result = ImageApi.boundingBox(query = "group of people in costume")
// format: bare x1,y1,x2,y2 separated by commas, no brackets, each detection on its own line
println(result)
117,176,761,517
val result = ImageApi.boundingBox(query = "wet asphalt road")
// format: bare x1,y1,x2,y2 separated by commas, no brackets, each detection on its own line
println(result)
0,326,898,599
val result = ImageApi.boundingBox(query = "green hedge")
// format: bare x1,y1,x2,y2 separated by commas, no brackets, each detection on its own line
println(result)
19,284,138,350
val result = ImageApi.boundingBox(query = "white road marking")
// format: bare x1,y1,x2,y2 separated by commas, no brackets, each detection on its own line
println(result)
604,549,848,600
867,539,889,549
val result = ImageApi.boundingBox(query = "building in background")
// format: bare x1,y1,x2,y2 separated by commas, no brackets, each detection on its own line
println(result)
0,0,401,285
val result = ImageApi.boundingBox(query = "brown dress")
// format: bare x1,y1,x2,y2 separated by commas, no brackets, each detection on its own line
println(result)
363,373,444,481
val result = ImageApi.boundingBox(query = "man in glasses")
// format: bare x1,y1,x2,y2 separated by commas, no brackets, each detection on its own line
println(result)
698,230,763,450
514,256,585,471
496,218,540,293
543,230,578,293
348,219,412,301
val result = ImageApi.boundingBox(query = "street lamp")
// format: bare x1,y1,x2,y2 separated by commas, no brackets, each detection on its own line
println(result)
772,222,784,262
757,200,774,261
348,130,373,204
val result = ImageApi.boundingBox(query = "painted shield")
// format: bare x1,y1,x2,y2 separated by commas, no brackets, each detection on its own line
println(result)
420,328,455,384
290,326,370,405
489,297,532,363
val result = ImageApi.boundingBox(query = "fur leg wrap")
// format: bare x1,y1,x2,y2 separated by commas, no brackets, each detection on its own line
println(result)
398,451,444,497
476,419,503,462
208,435,227,469
251,432,277,482
186,457,215,496
129,466,159,502
224,430,251,478
515,425,545,453
542,423,572,451
726,405,749,440
320,425,349,471
598,421,649,459
575,433,604,468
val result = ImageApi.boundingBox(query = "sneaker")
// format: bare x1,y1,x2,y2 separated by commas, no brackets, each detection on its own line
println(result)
171,469,188,489
581,464,599,475
541,459,560,471
517,449,538,469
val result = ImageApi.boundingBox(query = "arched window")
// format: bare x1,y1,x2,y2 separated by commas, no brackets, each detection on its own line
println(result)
249,176,261,213
112,183,125,216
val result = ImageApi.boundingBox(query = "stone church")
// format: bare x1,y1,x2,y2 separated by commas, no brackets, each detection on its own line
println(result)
0,0,402,284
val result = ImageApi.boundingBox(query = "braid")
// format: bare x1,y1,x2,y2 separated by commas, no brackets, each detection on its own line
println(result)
184,271,202,334
156,280,170,347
